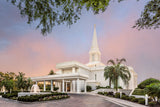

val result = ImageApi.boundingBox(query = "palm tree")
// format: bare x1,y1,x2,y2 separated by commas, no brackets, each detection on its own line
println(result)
104,66,114,88
48,70,55,75
26,77,33,91
104,58,131,91
16,72,26,91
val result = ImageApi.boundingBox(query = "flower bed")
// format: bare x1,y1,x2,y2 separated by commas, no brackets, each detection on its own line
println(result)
97,91,159,106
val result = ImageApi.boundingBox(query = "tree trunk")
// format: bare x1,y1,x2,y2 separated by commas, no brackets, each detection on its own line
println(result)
109,79,111,88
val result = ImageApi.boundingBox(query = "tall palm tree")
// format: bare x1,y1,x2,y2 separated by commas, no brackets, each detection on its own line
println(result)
104,66,114,88
104,58,131,91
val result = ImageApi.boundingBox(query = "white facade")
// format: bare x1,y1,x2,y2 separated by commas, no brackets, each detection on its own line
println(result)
31,25,137,93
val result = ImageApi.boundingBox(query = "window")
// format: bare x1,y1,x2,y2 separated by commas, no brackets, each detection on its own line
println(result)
95,74,97,80
92,54,95,61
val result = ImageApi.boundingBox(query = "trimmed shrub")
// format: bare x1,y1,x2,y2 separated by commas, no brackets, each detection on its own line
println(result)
115,93,120,98
118,86,123,89
2,93,18,98
131,98,139,102
138,78,160,89
129,96,135,101
132,89,145,95
97,92,103,95
106,86,111,88
149,101,157,106
138,98,145,105
121,95,129,100
104,92,108,96
86,85,92,92
108,92,114,96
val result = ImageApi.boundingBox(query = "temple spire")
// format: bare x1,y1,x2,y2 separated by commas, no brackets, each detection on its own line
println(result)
89,25,101,62
91,24,99,51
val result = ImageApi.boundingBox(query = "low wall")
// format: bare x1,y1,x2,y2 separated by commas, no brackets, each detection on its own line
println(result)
18,92,51,97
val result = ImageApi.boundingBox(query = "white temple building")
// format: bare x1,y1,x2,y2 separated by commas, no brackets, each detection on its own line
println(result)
31,25,137,93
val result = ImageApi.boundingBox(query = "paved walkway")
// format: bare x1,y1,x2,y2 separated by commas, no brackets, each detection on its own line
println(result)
0,94,122,107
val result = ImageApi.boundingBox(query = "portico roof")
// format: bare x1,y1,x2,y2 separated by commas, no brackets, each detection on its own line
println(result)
56,61,90,70
31,73,89,81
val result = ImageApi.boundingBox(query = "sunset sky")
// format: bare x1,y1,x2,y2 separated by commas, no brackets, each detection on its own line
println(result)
0,0,160,83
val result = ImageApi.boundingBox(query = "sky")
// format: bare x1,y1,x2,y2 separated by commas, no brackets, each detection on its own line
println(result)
0,0,160,83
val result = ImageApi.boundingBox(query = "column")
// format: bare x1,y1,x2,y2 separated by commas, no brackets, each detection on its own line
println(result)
51,80,53,91
73,80,75,92
62,79,64,93
44,80,46,91
70,80,72,92
66,82,67,92
77,78,80,93
36,81,37,84
72,67,75,73
84,80,86,93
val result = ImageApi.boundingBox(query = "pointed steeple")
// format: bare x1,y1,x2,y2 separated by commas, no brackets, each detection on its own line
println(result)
90,24,99,51
89,25,101,62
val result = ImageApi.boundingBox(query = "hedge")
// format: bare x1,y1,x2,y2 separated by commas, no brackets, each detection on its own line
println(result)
18,93,69,102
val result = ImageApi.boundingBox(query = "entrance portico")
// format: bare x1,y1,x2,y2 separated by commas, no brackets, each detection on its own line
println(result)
31,73,88,93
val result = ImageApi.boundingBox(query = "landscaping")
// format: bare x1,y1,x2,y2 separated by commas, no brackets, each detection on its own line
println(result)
1,92,70,102
97,91,160,106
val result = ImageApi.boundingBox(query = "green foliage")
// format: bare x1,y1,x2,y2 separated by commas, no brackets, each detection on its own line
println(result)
138,98,145,105
115,92,120,98
96,85,110,89
145,83,160,101
138,78,160,89
86,85,92,92
16,72,27,90
54,87,59,91
132,89,145,95
2,92,18,98
149,101,157,106
131,98,139,102
6,0,159,35
128,96,135,101
133,0,160,30
104,58,131,91
121,95,129,100
48,70,55,75
18,92,69,102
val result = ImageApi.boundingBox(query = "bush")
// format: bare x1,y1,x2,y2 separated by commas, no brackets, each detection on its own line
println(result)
97,92,103,95
86,85,92,92
18,93,69,102
54,87,59,91
118,86,123,89
106,86,110,88
128,96,135,101
138,78,160,89
138,98,145,105
149,101,157,106
115,93,120,98
108,92,114,96
132,89,145,95
121,95,129,100
131,98,139,102
2,93,18,98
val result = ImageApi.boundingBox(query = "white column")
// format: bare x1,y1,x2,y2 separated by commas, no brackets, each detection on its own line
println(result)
36,81,37,84
70,80,72,92
77,78,80,93
66,82,67,92
72,67,75,73
44,80,46,91
62,79,64,93
84,80,86,93
51,80,53,91
73,80,76,92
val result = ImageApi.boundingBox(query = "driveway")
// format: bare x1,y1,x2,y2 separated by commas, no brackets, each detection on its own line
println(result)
0,94,121,107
